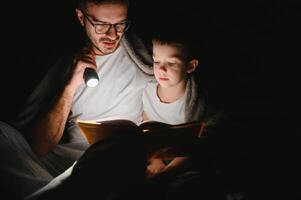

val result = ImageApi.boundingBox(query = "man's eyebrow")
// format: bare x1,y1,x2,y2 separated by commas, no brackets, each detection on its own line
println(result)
90,16,127,24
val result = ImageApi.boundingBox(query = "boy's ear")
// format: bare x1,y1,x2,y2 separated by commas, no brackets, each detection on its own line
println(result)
187,59,199,74
76,9,85,26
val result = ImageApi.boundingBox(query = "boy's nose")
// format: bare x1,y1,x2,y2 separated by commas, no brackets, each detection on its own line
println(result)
159,65,167,72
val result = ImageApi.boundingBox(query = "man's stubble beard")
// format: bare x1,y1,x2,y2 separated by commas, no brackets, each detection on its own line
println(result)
88,33,122,56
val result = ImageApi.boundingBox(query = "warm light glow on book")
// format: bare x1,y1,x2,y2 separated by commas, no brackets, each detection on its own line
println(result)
77,119,101,125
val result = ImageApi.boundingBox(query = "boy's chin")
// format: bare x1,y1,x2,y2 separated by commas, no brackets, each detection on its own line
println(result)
158,83,172,89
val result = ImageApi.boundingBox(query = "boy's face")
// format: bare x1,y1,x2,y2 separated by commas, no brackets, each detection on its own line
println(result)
152,43,190,89
76,2,128,55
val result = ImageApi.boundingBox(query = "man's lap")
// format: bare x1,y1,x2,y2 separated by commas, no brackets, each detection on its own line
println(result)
0,121,86,199
0,121,53,198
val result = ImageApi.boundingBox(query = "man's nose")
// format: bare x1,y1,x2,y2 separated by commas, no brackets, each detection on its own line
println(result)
105,25,118,40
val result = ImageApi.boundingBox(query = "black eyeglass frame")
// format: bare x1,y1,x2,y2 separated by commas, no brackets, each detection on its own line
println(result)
82,12,131,34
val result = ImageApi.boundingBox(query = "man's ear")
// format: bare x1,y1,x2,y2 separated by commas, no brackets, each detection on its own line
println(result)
187,59,199,74
75,9,85,26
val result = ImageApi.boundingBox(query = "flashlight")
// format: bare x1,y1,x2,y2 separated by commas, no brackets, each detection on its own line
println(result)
84,68,99,87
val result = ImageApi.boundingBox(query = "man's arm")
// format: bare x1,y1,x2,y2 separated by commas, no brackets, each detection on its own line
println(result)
28,47,97,156
28,85,76,156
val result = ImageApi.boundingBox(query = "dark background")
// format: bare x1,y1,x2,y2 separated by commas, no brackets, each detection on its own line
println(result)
0,0,299,125
0,0,299,199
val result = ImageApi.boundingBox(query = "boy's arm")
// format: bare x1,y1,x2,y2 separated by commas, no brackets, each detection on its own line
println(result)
164,156,190,172
141,111,149,122
149,157,191,182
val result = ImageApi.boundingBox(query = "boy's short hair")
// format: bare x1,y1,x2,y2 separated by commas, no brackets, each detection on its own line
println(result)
77,0,129,11
151,24,201,62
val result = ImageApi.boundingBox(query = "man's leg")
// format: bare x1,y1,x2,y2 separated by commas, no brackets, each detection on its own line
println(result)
0,121,53,199
27,132,147,200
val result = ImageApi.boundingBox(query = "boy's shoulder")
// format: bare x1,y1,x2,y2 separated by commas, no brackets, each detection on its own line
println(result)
142,80,158,97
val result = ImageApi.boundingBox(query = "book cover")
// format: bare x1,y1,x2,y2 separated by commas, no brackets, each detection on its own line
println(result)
77,117,205,158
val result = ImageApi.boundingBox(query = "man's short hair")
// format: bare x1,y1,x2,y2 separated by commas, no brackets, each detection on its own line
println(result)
77,0,130,11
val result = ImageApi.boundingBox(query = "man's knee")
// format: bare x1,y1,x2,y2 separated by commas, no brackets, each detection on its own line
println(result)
64,133,147,198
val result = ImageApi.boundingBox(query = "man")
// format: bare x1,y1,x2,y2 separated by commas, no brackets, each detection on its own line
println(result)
0,0,154,199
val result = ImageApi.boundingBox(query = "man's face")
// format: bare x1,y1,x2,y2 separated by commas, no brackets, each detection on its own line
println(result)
76,2,128,55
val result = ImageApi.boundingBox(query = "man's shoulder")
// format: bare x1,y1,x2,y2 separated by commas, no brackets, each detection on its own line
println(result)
122,32,153,75
124,32,152,55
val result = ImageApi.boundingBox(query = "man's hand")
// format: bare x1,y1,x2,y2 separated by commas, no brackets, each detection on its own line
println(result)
68,46,97,91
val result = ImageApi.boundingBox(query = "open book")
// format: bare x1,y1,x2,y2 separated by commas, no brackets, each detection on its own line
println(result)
77,117,205,158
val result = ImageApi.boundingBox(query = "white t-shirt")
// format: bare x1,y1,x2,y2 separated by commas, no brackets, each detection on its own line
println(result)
71,44,153,124
142,81,187,124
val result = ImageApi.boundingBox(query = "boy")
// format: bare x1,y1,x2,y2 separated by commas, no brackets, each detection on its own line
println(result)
142,28,207,179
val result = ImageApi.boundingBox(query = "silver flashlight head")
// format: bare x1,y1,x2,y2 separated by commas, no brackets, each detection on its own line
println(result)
84,68,99,87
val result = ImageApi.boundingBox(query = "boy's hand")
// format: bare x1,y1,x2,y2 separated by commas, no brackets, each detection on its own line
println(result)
146,158,166,178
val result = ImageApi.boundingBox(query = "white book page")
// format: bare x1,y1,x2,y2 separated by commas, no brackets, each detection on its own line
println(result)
77,116,131,125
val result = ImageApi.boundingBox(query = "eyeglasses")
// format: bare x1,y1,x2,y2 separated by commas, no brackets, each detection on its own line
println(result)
83,12,130,34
